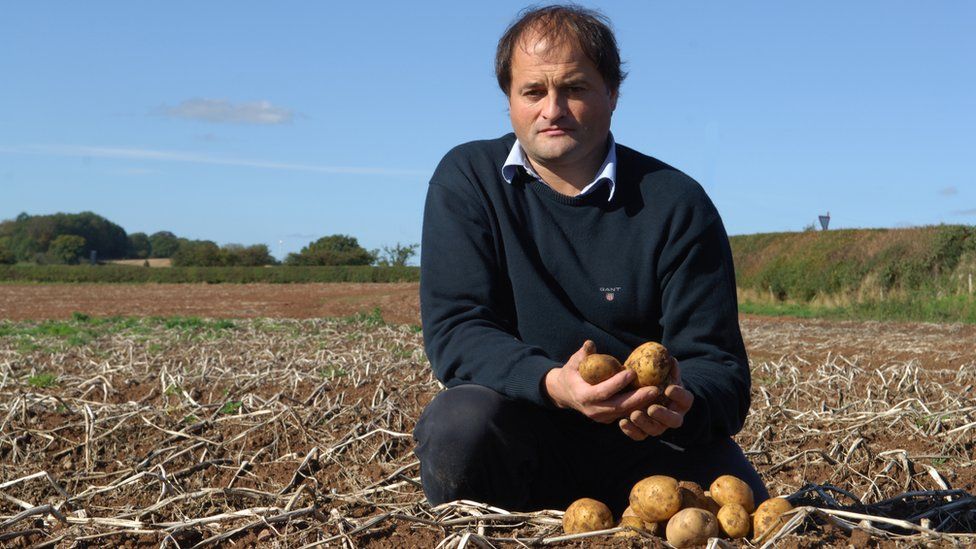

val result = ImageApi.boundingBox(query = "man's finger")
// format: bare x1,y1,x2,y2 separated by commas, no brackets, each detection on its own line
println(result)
646,403,684,429
566,340,595,371
664,385,694,414
584,368,636,402
603,385,657,410
618,418,649,441
629,409,666,437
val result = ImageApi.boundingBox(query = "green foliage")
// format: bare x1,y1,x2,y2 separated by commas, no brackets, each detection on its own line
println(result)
740,294,976,324
286,234,377,266
149,231,181,258
0,238,16,264
0,264,419,283
0,211,128,261
171,241,276,267
219,401,242,414
28,372,58,388
377,242,419,267
48,234,88,264
127,232,152,259
732,225,976,302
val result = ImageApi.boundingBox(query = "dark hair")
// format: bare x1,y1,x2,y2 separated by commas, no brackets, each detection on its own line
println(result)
495,4,626,96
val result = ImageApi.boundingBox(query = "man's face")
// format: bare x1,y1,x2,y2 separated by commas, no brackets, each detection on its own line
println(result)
508,32,617,172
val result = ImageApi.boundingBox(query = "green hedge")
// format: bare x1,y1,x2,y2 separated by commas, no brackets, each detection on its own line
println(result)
731,225,976,302
0,265,419,283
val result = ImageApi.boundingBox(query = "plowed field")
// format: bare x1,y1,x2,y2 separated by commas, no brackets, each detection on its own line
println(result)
0,283,973,547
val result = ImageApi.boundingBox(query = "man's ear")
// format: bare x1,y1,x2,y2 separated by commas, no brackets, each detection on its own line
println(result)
609,88,619,112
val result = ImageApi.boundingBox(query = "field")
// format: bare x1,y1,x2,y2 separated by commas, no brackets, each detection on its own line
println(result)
1,283,974,547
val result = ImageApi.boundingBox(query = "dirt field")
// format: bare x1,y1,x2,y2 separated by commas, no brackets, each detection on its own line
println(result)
0,283,974,547
0,283,421,324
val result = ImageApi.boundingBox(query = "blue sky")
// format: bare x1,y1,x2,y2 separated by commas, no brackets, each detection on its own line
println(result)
2,1,973,260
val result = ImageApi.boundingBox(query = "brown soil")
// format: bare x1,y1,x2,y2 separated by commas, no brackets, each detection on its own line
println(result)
0,285,973,547
0,282,421,324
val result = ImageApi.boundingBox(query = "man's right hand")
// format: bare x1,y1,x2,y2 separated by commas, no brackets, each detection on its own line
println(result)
543,340,660,424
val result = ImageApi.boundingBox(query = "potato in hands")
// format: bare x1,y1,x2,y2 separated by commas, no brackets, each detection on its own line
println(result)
578,341,675,391
578,354,623,385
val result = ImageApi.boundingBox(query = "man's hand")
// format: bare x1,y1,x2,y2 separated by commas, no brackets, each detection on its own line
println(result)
543,340,659,424
618,361,694,441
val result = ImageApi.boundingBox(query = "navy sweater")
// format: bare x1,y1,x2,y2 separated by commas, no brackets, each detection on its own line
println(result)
420,133,750,446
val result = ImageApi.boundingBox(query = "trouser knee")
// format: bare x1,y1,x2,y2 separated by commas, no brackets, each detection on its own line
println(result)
413,385,533,507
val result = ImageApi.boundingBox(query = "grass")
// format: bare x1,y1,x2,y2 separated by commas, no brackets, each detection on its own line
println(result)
28,372,57,388
740,293,976,324
0,314,241,354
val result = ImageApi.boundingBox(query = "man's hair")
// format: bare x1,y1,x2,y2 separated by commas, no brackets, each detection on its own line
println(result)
495,4,626,96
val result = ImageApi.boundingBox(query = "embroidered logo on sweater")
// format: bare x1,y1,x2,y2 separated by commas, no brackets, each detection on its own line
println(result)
601,287,621,301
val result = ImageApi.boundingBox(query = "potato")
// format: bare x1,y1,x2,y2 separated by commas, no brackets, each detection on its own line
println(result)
677,480,707,510
665,508,719,548
579,353,623,385
630,475,682,522
701,491,721,515
618,506,662,537
716,503,750,539
753,497,794,541
615,515,645,537
623,341,674,390
562,498,613,534
708,475,755,513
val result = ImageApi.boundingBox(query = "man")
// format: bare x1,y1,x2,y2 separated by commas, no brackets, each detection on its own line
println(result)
414,5,768,514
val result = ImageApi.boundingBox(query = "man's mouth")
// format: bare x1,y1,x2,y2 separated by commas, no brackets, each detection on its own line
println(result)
539,127,572,135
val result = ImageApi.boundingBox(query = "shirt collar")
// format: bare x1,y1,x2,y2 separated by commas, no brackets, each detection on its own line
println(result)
501,134,617,202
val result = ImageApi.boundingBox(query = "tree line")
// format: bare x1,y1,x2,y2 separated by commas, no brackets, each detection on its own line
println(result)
0,212,417,267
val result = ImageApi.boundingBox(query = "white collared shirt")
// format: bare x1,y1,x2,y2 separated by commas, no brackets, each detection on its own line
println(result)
501,134,617,202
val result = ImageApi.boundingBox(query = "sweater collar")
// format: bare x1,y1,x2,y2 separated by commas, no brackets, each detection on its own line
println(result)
501,134,617,202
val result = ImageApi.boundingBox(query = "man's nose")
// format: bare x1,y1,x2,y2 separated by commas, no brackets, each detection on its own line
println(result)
541,90,567,120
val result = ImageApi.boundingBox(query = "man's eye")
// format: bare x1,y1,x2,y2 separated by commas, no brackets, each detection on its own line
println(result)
524,90,544,98
567,86,585,93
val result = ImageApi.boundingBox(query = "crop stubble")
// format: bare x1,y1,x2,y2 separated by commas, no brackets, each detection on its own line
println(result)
0,284,974,547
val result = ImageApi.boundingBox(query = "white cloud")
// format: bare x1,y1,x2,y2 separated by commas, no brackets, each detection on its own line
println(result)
160,98,293,125
940,186,958,196
952,208,976,216
0,144,427,177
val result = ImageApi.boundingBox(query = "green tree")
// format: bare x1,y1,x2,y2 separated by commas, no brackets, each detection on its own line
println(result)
0,238,15,264
377,242,419,266
227,243,275,266
0,211,128,261
285,234,377,266
149,231,181,258
48,234,87,264
127,232,152,259
171,240,222,266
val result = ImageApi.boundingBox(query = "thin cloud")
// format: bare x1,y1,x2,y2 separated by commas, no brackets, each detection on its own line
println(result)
160,98,293,125
0,144,427,177
952,208,976,216
940,186,958,196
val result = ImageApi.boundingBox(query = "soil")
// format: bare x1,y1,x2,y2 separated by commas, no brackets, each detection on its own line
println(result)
0,284,973,547
0,282,421,324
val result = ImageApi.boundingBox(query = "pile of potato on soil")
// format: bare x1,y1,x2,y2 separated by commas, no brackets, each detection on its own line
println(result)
563,475,793,547
572,342,793,546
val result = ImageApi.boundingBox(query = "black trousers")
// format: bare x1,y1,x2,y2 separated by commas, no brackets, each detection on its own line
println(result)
414,384,769,515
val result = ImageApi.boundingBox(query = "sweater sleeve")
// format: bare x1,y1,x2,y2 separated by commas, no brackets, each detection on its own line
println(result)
656,185,751,447
420,152,561,406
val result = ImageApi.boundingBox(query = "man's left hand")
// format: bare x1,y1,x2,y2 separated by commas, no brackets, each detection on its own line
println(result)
618,361,694,441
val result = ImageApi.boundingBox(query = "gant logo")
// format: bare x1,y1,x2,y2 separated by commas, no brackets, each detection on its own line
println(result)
600,287,621,301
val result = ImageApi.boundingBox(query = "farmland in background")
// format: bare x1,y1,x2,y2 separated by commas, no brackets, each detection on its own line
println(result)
1,304,974,547
3,225,975,323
